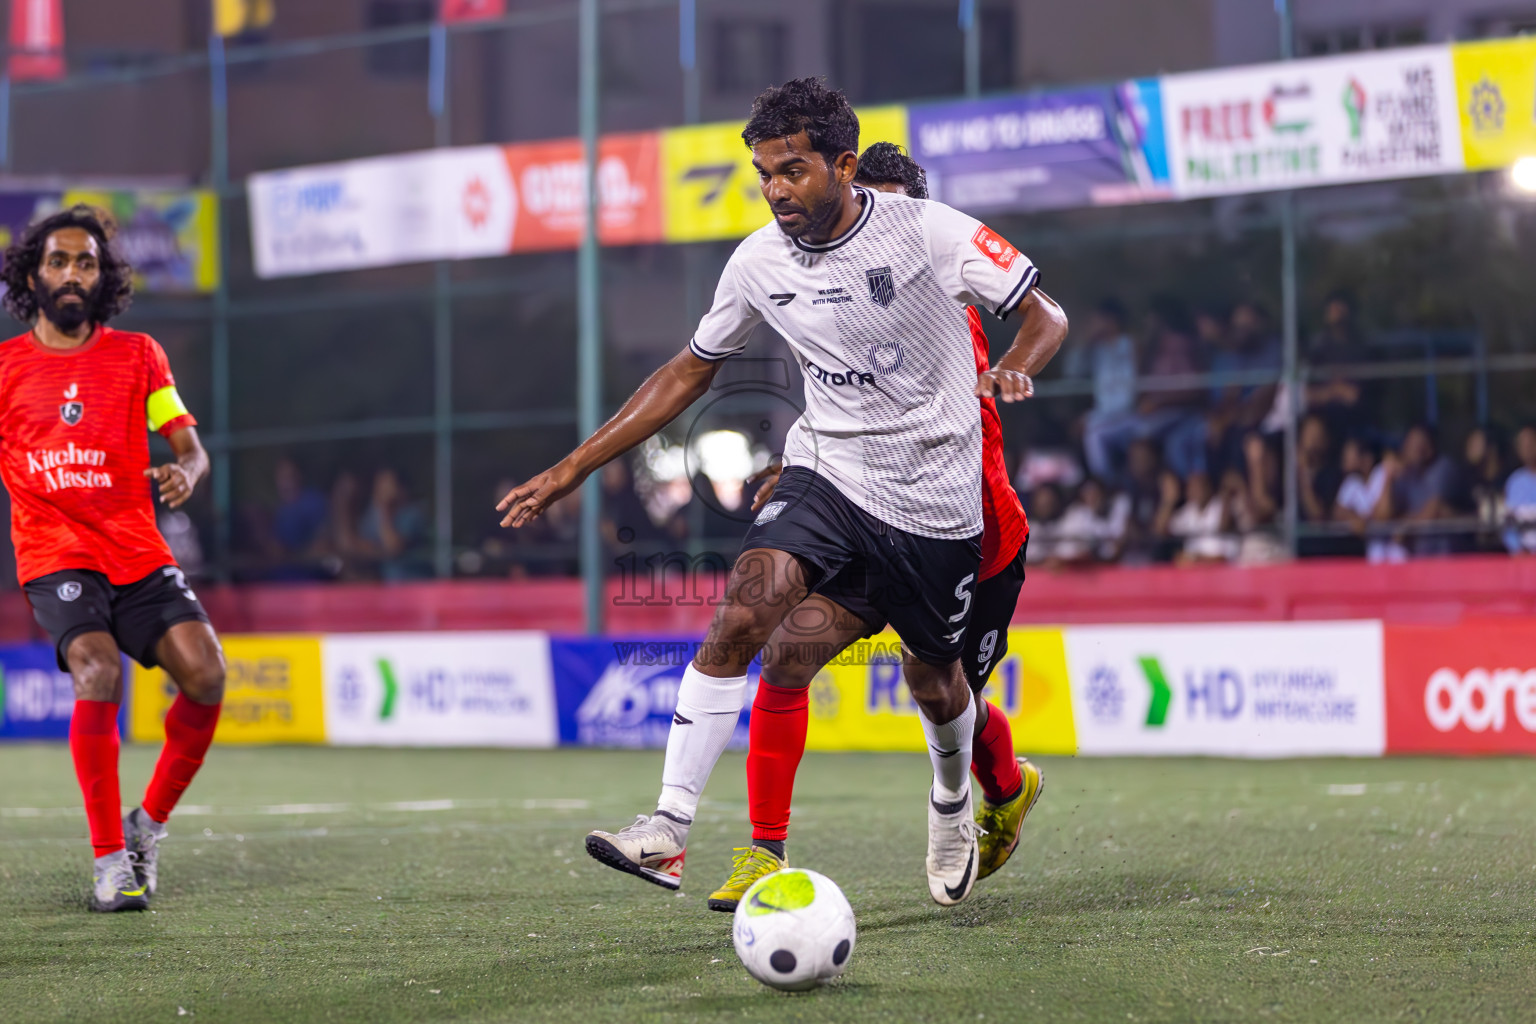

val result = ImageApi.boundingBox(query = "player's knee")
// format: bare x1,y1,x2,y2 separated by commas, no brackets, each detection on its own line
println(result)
177,654,226,705
69,650,121,702
760,660,817,692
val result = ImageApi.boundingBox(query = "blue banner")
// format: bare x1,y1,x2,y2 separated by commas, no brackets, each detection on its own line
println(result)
550,637,754,749
908,83,1173,214
0,643,132,741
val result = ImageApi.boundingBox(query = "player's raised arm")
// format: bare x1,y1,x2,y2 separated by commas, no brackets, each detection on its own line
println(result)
498,348,724,528
977,288,1069,403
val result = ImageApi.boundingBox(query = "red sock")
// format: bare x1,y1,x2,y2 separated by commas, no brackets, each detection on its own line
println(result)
747,682,809,843
142,695,221,824
971,701,1024,804
70,700,124,857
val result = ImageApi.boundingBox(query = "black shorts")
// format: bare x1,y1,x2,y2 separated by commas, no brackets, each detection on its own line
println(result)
24,566,210,671
961,540,1027,692
740,467,981,666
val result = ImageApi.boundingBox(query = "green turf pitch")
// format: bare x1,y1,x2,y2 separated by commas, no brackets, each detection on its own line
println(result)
0,747,1532,1022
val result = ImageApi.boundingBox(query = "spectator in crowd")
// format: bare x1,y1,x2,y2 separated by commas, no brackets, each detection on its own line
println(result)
157,509,205,579
1052,478,1131,565
1304,290,1372,438
462,477,531,578
1023,483,1065,566
1221,433,1286,563
1122,439,1177,563
334,467,432,581
600,458,660,555
1383,424,1458,557
267,457,331,580
1070,299,1140,482
1502,426,1536,554
1135,295,1208,479
1206,301,1282,474
1164,470,1237,564
1455,426,1508,550
1334,436,1399,562
1296,414,1345,556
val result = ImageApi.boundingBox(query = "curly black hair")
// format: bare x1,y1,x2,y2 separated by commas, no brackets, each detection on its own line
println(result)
741,77,859,163
1,204,133,325
854,142,929,199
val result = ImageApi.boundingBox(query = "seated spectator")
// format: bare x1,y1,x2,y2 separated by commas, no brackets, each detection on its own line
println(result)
1383,424,1458,558
1165,471,1237,564
1304,290,1372,438
1070,299,1140,482
1135,295,1208,479
267,457,331,580
1334,436,1400,563
1223,433,1285,564
335,467,433,581
1296,414,1346,557
1122,439,1177,563
1206,301,1282,476
600,458,661,554
1052,478,1131,565
1503,426,1536,554
1456,426,1508,551
1023,483,1065,566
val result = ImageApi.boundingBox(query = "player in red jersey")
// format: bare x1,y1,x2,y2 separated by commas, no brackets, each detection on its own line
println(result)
0,207,226,912
708,144,1046,910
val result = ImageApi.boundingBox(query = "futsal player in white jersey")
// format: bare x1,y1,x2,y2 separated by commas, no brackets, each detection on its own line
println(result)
498,78,1068,906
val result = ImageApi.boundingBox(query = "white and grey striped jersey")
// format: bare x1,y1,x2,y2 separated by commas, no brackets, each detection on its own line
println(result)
690,186,1039,539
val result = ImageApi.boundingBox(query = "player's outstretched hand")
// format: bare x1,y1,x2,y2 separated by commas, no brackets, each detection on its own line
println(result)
975,368,1034,403
747,457,784,512
497,462,581,528
145,464,194,508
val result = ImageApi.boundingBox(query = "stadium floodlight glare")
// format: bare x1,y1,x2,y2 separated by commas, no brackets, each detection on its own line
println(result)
1511,156,1536,193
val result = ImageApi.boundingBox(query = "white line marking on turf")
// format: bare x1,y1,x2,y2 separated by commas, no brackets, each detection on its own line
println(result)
0,797,591,818
1326,784,1367,796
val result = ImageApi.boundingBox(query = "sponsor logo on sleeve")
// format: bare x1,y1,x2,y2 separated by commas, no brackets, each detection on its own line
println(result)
971,224,1020,271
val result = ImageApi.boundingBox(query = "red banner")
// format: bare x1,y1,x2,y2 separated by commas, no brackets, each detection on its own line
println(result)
9,0,63,81
503,133,663,252
1384,621,1536,754
440,0,506,23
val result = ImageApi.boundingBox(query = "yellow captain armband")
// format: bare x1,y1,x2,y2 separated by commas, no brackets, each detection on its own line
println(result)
146,385,191,432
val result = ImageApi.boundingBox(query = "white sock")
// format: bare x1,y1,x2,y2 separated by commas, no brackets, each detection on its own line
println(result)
918,691,976,808
655,665,750,824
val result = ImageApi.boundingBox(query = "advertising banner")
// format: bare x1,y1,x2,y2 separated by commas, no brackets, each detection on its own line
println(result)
1163,46,1463,198
64,189,221,294
550,637,752,749
0,643,130,741
322,632,557,747
802,629,1077,754
441,0,505,22
908,86,1172,214
8,0,64,81
1064,622,1385,757
1451,36,1536,171
130,635,326,745
502,132,663,251
248,146,517,278
1384,621,1536,755
661,105,908,244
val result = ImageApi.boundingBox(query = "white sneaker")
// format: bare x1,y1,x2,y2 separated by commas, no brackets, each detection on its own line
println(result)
91,851,149,913
123,807,166,897
585,812,688,890
926,788,983,906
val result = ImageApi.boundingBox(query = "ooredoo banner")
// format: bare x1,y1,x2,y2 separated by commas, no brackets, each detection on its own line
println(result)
1064,621,1385,757
1163,45,1463,198
1384,621,1536,754
502,133,663,251
322,632,557,747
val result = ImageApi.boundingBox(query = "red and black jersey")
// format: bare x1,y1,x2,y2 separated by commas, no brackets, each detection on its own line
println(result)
968,306,1028,581
0,326,195,585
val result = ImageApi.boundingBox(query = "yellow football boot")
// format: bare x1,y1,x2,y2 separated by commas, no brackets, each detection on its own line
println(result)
975,757,1044,881
707,845,788,913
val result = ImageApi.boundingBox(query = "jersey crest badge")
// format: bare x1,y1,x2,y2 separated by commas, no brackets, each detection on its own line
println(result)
60,383,82,425
971,225,1020,271
865,266,895,307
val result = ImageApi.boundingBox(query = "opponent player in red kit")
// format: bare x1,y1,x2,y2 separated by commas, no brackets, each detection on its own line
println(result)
0,207,226,912
708,144,1046,909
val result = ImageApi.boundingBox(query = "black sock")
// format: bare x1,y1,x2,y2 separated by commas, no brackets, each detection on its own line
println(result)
753,838,786,859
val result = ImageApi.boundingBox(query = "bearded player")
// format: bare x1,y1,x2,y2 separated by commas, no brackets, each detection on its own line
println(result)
501,80,1066,906
707,143,1045,910
0,206,226,912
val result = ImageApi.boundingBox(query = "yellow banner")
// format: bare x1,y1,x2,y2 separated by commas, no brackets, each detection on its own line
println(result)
661,105,910,244
804,628,1077,754
1452,37,1536,171
130,635,326,745
63,189,222,294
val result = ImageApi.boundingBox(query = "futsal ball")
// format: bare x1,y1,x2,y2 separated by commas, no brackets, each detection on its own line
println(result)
732,868,856,992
